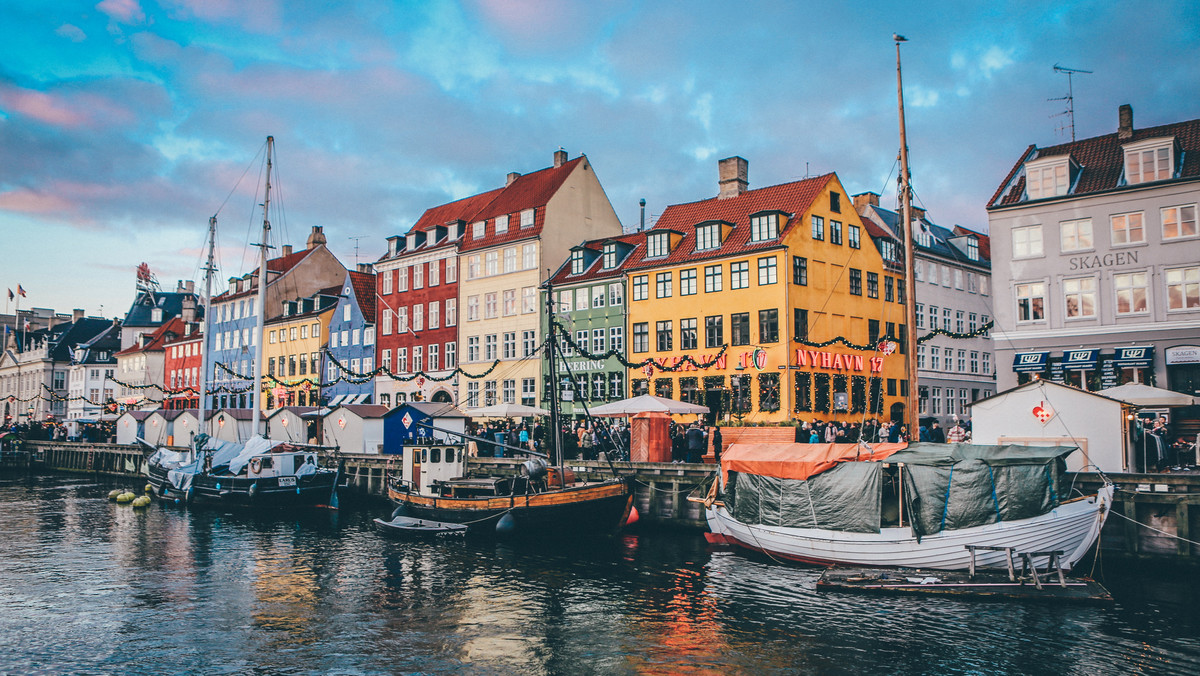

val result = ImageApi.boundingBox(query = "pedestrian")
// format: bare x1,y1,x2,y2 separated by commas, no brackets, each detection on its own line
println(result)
685,422,706,464
946,421,967,443
712,426,723,466
824,421,837,443
808,426,820,444
929,421,945,443
671,424,686,463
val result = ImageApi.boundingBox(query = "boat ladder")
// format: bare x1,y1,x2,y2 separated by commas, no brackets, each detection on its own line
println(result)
964,545,1067,589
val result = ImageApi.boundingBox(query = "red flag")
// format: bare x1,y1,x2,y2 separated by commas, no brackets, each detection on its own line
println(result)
17,285,26,298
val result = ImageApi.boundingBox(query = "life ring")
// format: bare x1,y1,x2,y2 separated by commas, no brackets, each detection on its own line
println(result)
249,457,262,474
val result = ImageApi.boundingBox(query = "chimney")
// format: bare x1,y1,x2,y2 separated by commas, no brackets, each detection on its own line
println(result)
718,156,749,199
181,295,196,324
73,308,84,323
306,225,327,249
507,172,521,186
356,263,372,273
639,198,646,231
185,280,195,294
1118,104,1133,140
281,244,293,257
852,192,880,211
553,148,568,168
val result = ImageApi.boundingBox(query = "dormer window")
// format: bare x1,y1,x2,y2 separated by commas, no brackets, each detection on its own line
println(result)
696,223,721,251
1123,137,1175,185
602,243,617,269
472,221,485,239
520,209,535,228
966,236,980,261
647,232,670,258
407,233,418,250
750,213,780,242
495,215,509,234
570,250,585,275
151,308,163,323
914,222,933,248
1025,155,1074,199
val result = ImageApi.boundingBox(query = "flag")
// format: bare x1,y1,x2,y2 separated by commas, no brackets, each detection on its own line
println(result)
6,289,11,301
23,319,30,331
17,285,26,297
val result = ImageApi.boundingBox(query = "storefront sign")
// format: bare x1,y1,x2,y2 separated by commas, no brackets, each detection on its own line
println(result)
1012,351,1049,372
1165,346,1200,365
1067,250,1139,271
642,353,727,376
1061,348,1099,371
1114,346,1155,368
793,349,884,373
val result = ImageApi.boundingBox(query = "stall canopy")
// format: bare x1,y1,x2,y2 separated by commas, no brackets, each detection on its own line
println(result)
1099,382,1196,407
721,442,906,483
589,394,709,416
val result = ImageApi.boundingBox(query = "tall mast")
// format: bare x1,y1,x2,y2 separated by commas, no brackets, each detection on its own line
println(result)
197,215,216,445
544,279,562,468
251,136,274,437
895,35,920,438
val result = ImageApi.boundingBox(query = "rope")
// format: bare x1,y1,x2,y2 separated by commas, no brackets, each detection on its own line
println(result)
1108,508,1200,548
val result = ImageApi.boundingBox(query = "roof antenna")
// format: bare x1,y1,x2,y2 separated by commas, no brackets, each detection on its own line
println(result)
347,235,367,266
1050,64,1092,142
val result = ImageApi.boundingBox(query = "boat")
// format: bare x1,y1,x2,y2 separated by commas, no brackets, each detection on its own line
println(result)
701,38,1113,571
373,515,469,536
384,279,634,539
144,136,340,508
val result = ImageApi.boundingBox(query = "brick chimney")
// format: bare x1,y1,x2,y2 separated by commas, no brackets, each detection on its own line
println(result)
181,295,196,324
1118,104,1133,140
356,263,372,273
718,156,748,199
553,148,568,168
507,172,521,186
306,225,327,249
853,192,880,211
73,308,84,322
281,244,293,257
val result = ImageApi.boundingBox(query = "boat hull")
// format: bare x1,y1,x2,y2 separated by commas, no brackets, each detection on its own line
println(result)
706,485,1112,571
147,464,338,507
388,478,634,538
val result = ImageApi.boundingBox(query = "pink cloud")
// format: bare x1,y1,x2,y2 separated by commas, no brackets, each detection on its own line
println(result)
162,0,282,32
0,85,90,128
56,24,88,42
96,0,146,24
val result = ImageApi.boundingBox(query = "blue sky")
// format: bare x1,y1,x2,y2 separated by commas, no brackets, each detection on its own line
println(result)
2,0,1198,317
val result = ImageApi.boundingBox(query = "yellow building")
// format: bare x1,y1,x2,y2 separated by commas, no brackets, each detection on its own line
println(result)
625,157,909,425
261,288,339,409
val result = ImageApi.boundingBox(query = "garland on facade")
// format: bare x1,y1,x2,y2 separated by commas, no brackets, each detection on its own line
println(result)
916,320,993,343
552,322,727,371
791,320,993,352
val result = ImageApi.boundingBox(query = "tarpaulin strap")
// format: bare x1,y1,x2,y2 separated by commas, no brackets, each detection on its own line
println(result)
986,464,1002,521
939,465,954,532
1045,464,1058,505
803,480,819,527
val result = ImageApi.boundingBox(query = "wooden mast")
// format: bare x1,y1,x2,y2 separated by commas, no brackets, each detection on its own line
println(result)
895,35,920,438
251,136,273,436
196,215,216,451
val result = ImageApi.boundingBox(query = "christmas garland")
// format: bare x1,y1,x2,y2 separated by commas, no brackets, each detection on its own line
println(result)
553,322,727,371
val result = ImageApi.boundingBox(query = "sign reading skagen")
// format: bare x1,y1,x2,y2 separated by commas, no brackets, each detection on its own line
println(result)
1067,250,1138,271
1166,346,1200,365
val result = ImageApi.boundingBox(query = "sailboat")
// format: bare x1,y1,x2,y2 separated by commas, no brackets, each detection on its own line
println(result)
702,37,1113,571
146,136,340,507
383,279,634,538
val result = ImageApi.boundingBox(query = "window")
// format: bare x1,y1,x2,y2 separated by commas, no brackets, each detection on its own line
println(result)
412,305,423,332
848,225,861,249
485,251,498,276
609,327,623,353
484,381,497,406
522,378,536,406
609,283,623,307
982,352,991,375
591,328,606,354
632,275,649,301
849,269,862,296
957,350,966,373
1025,160,1070,199
466,381,479,407
680,268,697,296
1057,219,1092,252
656,272,672,298
466,296,479,322
915,303,924,329
793,308,808,341
953,269,964,290
866,272,879,299
1166,266,1200,310
942,307,951,331
1063,277,1097,318
1162,205,1197,240
967,236,980,260
522,331,536,357
466,337,478,362
705,315,723,348
758,309,779,343
885,276,895,302
632,323,649,353
445,258,456,283
429,260,439,286
472,221,485,239
503,247,517,273
731,261,749,289
413,263,424,289
493,214,508,235
955,310,964,333
671,318,694,351
428,302,439,330
656,321,673,351
522,243,537,269
586,285,603,309
1111,213,1144,245
731,313,750,346
398,347,409,372
608,372,624,399
1114,272,1149,314
602,243,618,268
501,379,515,404
704,265,722,293
311,323,319,337
830,220,843,245
413,346,423,373
1125,141,1172,184
793,256,807,286
830,191,841,213
930,349,940,372
968,312,977,332
750,214,778,242
757,257,777,285
647,232,670,258
485,334,497,361
503,332,516,359
381,270,392,295
811,216,824,241
1012,225,1043,258
446,298,457,326
1016,282,1046,322
484,293,497,319
504,289,518,316
570,249,585,275
696,223,720,250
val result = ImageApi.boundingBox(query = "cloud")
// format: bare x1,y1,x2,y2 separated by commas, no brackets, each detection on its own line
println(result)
96,0,146,24
0,84,90,128
56,24,88,42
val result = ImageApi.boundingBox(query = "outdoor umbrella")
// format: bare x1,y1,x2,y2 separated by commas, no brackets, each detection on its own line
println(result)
1098,383,1197,407
467,403,551,417
587,394,710,417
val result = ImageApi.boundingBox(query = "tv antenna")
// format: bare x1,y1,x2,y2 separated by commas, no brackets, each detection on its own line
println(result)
1050,64,1092,142
347,235,368,266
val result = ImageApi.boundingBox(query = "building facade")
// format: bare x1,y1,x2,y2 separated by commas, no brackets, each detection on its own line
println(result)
66,321,122,426
323,268,377,405
986,105,1200,410
0,314,111,424
162,321,204,410
262,287,339,409
856,193,996,425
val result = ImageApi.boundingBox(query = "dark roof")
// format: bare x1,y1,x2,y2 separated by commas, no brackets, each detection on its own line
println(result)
346,270,376,322
862,205,991,267
265,406,319,419
549,232,648,286
122,290,199,328
988,114,1200,208
12,317,116,362
625,174,831,270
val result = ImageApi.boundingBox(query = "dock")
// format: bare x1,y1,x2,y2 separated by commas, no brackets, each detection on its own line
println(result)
816,566,1113,604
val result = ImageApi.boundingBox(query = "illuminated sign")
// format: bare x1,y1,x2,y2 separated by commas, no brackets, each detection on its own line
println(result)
794,349,884,373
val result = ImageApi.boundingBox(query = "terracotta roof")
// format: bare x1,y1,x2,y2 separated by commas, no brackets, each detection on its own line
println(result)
549,232,648,286
212,247,320,302
116,316,187,356
626,174,832,269
346,270,376,321
988,115,1200,208
410,188,504,234
953,225,992,261
458,157,586,252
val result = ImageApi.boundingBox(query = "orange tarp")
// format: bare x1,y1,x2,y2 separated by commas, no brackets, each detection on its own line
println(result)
721,442,908,483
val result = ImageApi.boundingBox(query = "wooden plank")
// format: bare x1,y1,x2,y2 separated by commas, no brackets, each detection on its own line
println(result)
1177,502,1191,557
1122,500,1139,554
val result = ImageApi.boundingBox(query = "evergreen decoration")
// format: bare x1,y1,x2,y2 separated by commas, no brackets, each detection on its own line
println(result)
868,377,884,415
554,322,726,371
850,375,867,414
758,372,780,412
794,372,812,412
813,373,831,413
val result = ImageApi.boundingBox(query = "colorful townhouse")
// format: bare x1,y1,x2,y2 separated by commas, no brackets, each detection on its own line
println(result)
323,267,377,405
261,286,339,409
456,149,623,409
544,233,644,416
161,318,205,411
624,157,909,425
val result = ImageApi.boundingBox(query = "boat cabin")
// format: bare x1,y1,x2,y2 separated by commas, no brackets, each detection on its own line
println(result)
399,440,469,495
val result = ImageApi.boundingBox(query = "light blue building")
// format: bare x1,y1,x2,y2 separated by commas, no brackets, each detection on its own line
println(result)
322,268,377,406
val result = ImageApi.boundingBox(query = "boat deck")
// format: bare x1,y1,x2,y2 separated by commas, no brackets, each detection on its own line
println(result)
816,566,1113,604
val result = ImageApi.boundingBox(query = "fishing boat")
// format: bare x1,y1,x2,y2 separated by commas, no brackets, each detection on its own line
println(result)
145,136,340,507
702,37,1113,571
385,280,634,538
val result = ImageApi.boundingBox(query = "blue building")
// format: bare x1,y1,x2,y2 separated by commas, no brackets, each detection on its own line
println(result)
323,267,377,406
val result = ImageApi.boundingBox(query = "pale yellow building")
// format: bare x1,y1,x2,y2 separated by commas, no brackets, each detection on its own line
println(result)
261,287,339,409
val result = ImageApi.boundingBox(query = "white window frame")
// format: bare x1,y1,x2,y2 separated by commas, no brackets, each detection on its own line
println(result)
1111,212,1145,246
1060,218,1093,252
1012,224,1043,259
1063,277,1097,319
1162,204,1198,241
1113,270,1150,315
1166,266,1200,312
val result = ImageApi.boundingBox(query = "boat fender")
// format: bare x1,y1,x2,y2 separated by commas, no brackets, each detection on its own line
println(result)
390,504,409,519
215,483,221,491
248,483,258,500
296,486,301,494
496,513,517,538
144,483,153,493
626,505,640,527
108,489,122,501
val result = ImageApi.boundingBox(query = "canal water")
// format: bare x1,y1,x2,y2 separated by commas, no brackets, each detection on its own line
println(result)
1,474,1198,675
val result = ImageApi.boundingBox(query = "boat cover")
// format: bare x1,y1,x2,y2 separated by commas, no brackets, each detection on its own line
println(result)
721,442,1076,536
162,437,282,491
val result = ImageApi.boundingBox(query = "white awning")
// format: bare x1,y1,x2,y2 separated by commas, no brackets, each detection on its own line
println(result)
327,394,347,406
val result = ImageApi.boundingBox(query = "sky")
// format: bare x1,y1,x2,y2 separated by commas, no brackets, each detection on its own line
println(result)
1,0,1198,318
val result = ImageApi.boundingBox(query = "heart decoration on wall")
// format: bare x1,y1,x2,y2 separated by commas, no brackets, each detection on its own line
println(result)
1032,400,1056,424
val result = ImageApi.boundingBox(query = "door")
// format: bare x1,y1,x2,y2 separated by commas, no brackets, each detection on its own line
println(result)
705,389,725,424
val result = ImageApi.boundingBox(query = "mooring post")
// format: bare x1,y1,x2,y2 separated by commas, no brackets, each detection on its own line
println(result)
1176,501,1191,556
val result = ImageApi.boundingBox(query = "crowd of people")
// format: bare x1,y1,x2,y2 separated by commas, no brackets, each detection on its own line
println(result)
466,418,632,461
798,418,971,445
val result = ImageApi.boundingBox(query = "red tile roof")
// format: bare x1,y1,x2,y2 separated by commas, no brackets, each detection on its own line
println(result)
458,157,586,252
115,316,186,356
626,174,832,269
410,188,504,234
952,225,992,261
549,232,648,286
213,247,320,302
346,270,376,321
989,115,1200,207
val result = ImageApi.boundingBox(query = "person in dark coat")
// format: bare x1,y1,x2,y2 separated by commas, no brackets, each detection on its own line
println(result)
671,425,686,463
929,422,946,443
712,426,723,466
685,423,706,464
